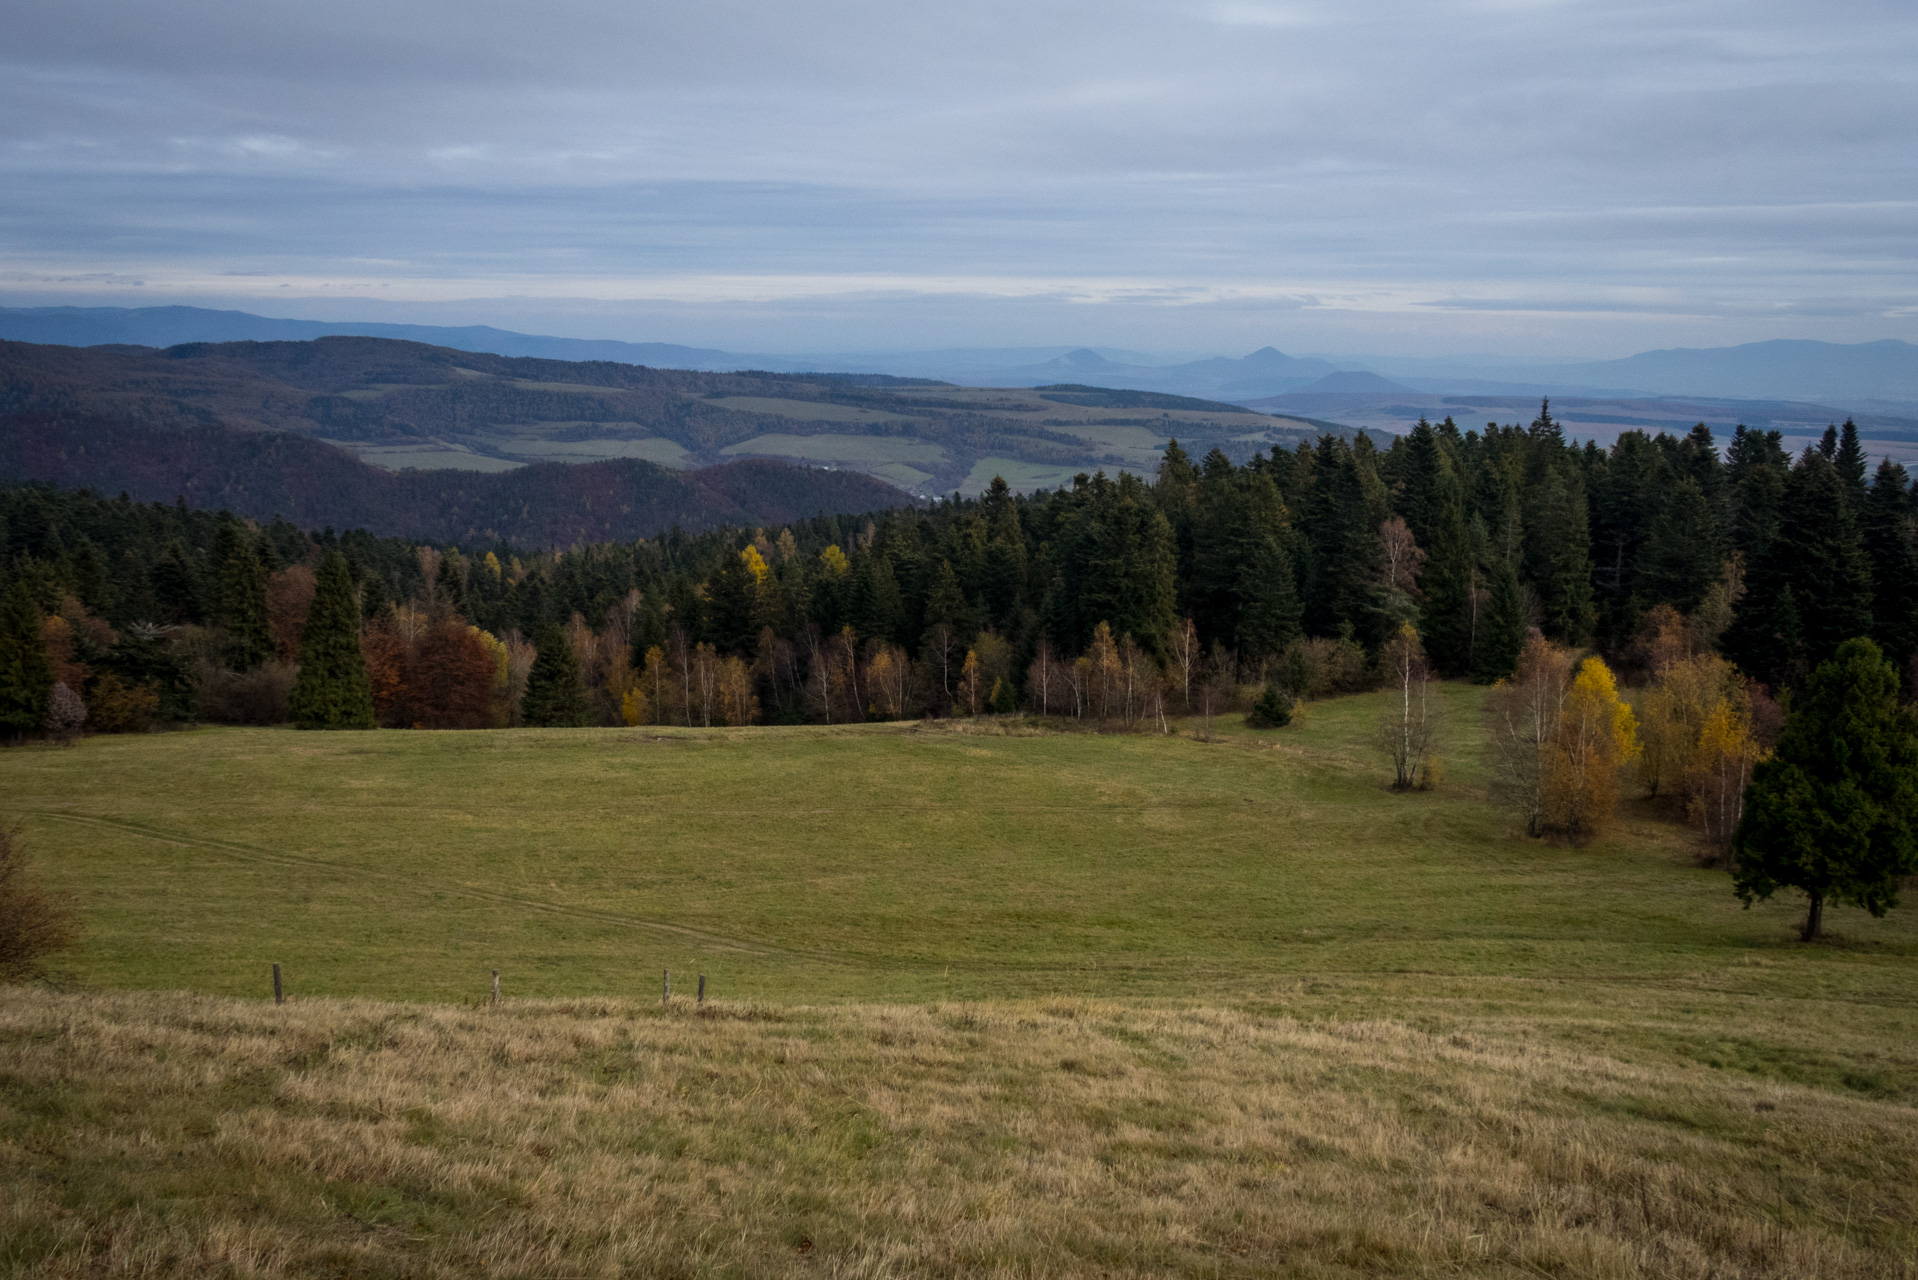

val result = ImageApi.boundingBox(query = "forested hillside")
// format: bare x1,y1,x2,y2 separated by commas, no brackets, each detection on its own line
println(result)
1,401,1911,735
0,415,911,546
0,336,1334,496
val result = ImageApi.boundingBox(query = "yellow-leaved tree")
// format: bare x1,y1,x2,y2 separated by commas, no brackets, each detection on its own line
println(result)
1541,656,1639,842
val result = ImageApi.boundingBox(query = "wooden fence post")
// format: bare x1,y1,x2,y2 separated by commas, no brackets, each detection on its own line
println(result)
697,974,706,1005
662,969,670,1004
491,969,500,1006
272,962,283,1006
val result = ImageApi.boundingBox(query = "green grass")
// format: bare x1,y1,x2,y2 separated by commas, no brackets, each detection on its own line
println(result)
6,685,1918,1277
6,685,1916,1090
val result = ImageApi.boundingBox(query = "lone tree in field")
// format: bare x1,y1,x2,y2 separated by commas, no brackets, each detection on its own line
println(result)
521,623,589,727
1734,637,1918,942
0,581,54,739
288,551,376,730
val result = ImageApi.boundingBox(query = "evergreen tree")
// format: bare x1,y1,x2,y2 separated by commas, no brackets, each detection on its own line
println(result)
1235,536,1302,661
1472,558,1524,684
0,581,53,737
288,551,375,730
1417,489,1476,677
434,550,468,620
1834,419,1869,507
212,519,272,670
1734,638,1918,941
1640,476,1724,612
521,623,590,727
705,548,757,653
1781,452,1873,669
1522,463,1595,643
1864,458,1918,674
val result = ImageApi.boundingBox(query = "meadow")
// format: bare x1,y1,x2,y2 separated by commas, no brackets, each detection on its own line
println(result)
3,686,1917,1276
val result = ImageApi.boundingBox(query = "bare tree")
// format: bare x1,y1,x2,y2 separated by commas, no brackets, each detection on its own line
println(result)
1169,617,1199,714
1486,630,1575,833
1377,623,1442,790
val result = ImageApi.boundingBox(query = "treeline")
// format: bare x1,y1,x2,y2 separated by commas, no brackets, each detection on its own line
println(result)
1,401,1915,736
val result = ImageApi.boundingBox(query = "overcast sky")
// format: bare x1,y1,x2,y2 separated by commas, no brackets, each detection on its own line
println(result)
2,0,1914,356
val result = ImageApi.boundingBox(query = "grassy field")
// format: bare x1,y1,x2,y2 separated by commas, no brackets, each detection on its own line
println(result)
3,687,1916,1276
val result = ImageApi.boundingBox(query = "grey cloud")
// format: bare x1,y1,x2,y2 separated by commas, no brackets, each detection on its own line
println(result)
0,0,1913,353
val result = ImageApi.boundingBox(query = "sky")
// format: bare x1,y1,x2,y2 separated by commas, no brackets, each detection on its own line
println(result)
3,0,1915,357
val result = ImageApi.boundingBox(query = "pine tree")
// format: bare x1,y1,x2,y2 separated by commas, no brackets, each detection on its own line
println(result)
287,551,375,730
1734,638,1918,941
212,519,272,670
0,581,53,737
1523,464,1595,644
521,623,589,727
1418,493,1475,677
1782,452,1873,669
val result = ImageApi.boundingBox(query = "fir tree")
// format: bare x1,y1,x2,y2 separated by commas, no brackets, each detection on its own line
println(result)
288,551,375,730
1864,458,1918,674
1734,638,1918,941
1235,536,1303,661
1640,476,1724,613
521,623,590,727
434,550,468,620
1834,419,1869,507
212,518,272,670
0,581,54,737
1472,558,1524,684
1781,452,1873,669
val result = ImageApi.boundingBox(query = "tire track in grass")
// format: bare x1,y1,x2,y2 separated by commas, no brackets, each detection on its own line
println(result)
21,809,848,965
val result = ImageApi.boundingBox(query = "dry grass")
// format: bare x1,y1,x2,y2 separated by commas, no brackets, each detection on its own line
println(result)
3,987,1914,1279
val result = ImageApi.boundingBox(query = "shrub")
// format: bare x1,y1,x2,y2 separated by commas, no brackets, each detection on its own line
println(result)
43,682,86,744
0,827,77,980
1244,684,1293,728
87,672,161,733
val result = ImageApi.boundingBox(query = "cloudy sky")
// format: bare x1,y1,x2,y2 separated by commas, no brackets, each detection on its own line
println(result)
3,0,1914,356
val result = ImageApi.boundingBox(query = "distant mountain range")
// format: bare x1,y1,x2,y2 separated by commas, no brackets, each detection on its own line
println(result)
6,304,1914,408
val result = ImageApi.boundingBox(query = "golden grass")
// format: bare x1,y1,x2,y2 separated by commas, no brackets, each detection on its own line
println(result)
3,986,1914,1278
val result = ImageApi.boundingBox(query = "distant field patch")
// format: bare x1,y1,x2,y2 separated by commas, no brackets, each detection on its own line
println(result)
709,396,912,424
960,456,1108,493
720,433,948,468
501,437,691,466
332,442,523,473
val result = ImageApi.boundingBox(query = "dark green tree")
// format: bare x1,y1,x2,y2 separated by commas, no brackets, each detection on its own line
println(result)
1863,458,1918,674
212,519,272,670
521,623,589,727
0,581,53,737
1235,536,1303,662
1640,476,1724,612
287,551,375,730
1472,558,1525,684
1734,638,1918,941
1834,419,1869,507
434,550,468,620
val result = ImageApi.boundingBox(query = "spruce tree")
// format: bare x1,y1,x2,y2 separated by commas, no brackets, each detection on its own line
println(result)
288,551,375,730
212,519,272,670
521,623,589,727
0,581,53,737
1734,638,1918,941
1782,452,1873,668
